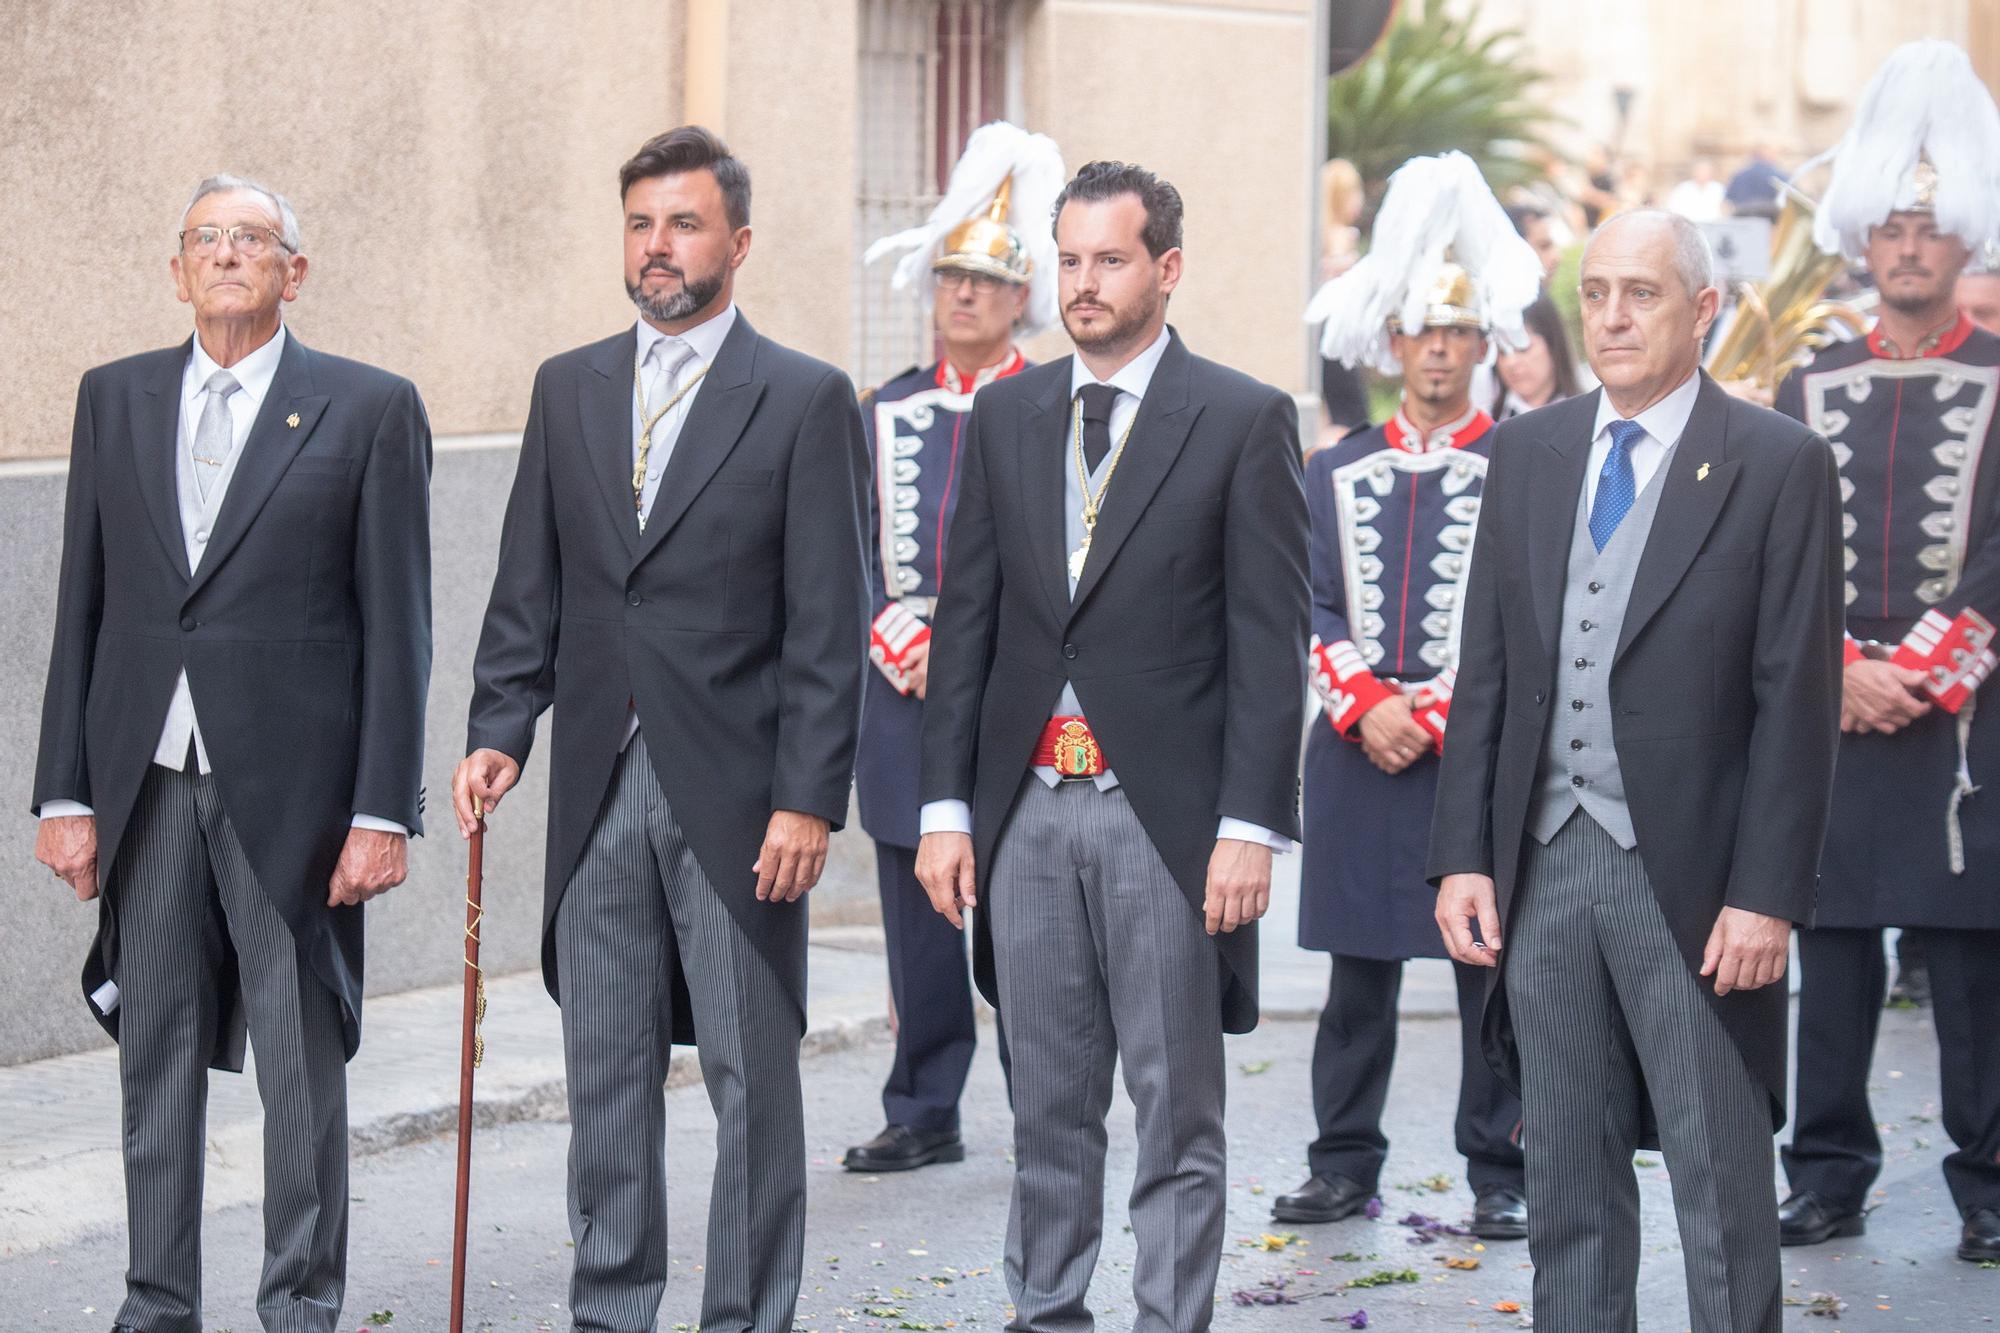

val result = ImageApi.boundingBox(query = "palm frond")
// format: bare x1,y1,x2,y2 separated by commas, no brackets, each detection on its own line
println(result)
1329,3,1563,223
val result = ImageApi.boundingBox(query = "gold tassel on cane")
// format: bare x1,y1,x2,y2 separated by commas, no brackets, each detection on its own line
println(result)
464,896,487,1068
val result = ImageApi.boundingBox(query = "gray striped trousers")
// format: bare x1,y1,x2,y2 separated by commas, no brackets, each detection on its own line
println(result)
553,735,806,1333
1508,812,1780,1333
108,762,349,1333
987,776,1229,1333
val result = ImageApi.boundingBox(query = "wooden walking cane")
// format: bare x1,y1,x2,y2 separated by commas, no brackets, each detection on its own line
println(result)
450,798,488,1333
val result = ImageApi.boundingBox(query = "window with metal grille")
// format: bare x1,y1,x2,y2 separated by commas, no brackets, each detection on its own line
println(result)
854,0,1013,392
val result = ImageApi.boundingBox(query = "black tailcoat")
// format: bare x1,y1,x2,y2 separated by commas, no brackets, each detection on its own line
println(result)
467,313,869,1044
1427,377,1845,1127
34,335,433,1067
920,331,1310,1034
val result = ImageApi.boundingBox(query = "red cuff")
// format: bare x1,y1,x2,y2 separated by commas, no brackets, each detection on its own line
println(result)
1308,636,1397,738
1890,609,1997,713
870,603,932,696
1409,668,1453,754
1843,635,1866,667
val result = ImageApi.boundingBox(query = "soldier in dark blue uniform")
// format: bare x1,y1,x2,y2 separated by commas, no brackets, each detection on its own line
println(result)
1772,40,2000,1264
1277,153,1543,1237
844,123,1064,1172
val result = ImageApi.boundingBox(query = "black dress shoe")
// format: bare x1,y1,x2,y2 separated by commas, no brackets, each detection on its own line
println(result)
1778,1190,1867,1245
1271,1172,1374,1224
842,1124,965,1172
1471,1184,1529,1240
1959,1207,2000,1262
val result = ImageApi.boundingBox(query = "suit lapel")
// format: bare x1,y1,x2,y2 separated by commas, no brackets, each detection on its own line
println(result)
1528,395,1597,660
1614,375,1741,663
631,313,765,570
1021,363,1074,624
579,329,642,561
186,335,329,601
1065,333,1199,623
132,342,193,582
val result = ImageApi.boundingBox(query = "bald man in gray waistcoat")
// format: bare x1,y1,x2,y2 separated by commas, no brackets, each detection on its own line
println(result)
1428,211,1844,1331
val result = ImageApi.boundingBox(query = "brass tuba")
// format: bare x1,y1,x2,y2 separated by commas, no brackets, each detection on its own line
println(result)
1706,185,1869,391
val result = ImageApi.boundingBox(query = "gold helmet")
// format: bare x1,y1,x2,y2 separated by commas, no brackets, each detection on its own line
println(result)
933,175,1032,285
865,121,1066,335
1308,152,1542,373
1388,261,1485,334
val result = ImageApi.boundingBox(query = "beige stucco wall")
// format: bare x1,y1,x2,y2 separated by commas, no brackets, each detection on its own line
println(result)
1016,0,1320,393
687,0,860,365
0,1,1313,459
0,1,704,460
1467,0,2000,181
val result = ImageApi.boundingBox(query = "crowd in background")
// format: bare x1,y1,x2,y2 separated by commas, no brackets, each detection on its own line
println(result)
1312,137,2000,455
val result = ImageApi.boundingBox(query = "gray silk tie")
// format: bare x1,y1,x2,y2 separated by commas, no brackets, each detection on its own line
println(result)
192,370,240,500
636,341,695,521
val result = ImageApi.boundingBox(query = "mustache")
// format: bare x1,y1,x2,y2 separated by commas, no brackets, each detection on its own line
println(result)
642,261,684,278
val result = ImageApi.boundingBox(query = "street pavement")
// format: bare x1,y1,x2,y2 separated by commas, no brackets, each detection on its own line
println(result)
2,857,1994,1330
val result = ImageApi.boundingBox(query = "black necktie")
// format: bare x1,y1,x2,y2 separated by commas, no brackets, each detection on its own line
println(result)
1079,382,1119,473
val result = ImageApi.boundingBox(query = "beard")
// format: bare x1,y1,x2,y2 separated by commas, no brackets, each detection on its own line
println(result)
1407,371,1466,406
1063,286,1160,355
1878,271,1950,315
627,259,726,324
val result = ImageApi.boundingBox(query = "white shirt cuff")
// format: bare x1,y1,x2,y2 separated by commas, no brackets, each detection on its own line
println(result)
1216,817,1297,854
351,814,408,836
919,799,973,837
39,800,94,820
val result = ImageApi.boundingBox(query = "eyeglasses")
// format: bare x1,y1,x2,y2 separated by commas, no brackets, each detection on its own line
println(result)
178,224,294,259
934,269,1009,295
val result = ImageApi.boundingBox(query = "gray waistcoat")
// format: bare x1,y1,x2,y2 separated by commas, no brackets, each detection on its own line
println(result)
1527,448,1676,849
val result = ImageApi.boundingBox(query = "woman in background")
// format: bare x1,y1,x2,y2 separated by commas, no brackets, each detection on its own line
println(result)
1491,295,1580,419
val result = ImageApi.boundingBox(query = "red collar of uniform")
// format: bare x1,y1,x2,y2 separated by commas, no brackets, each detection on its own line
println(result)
1384,405,1493,453
1868,311,1975,360
936,348,1027,393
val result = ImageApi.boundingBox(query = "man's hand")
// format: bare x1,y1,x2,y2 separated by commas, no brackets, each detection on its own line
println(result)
915,831,977,929
904,637,932,700
452,748,521,838
37,814,99,902
1700,906,1790,996
1435,872,1503,967
1204,839,1272,935
1842,659,1931,734
1357,694,1431,775
327,828,408,908
753,810,830,903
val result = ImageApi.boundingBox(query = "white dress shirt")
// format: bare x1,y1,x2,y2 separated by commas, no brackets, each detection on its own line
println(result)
919,326,1294,853
621,304,738,750
632,303,737,524
40,326,404,836
1586,369,1701,510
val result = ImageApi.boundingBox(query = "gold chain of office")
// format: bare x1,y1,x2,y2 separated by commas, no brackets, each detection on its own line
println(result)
1068,395,1137,582
631,357,712,518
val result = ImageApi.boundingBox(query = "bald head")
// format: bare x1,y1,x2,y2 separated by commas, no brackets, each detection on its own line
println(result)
1579,210,1721,416
1584,210,1715,298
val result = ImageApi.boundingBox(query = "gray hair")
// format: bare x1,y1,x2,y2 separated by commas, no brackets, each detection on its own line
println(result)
1583,208,1715,297
179,174,302,253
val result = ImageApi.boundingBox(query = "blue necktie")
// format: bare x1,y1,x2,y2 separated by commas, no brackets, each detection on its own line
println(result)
1589,419,1645,551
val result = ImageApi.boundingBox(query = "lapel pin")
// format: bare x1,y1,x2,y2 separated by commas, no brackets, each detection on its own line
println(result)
1696,462,1711,481
287,412,301,429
